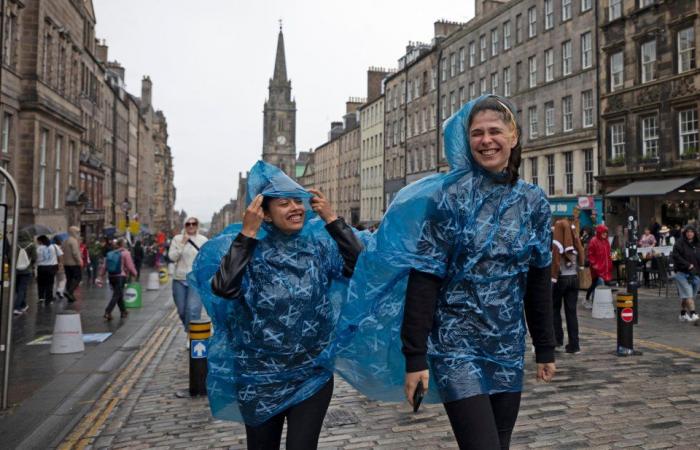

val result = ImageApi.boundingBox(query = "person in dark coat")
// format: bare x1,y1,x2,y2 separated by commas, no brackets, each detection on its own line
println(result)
671,225,700,323
132,240,144,279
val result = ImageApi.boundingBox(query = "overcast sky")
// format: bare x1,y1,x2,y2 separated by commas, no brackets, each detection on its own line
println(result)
93,1,475,222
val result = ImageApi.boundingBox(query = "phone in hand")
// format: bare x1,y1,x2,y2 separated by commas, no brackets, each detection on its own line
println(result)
413,380,425,413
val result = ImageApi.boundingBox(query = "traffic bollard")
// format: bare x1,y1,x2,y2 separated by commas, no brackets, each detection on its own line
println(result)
175,319,211,398
616,292,642,357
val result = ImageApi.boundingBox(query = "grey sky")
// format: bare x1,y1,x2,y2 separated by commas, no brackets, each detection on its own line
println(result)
93,0,475,222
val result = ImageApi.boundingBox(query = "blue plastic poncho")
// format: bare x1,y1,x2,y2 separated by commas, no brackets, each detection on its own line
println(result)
334,95,552,404
189,161,366,426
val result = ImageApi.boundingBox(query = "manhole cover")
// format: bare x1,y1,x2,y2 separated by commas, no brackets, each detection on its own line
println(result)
325,408,359,427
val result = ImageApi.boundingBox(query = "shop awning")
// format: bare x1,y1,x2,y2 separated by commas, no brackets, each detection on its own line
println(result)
606,177,697,198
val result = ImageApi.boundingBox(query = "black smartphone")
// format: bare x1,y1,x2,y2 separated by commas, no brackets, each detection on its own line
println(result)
412,380,425,413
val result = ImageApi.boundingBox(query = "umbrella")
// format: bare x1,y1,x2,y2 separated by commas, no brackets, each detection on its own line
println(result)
20,224,55,236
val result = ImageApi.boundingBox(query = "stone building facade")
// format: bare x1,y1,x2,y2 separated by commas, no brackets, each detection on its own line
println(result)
359,68,390,225
337,100,362,225
0,0,176,237
438,1,602,226
598,0,700,228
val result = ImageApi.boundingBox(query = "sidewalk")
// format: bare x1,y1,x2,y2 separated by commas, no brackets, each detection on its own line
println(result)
59,293,700,449
0,269,176,449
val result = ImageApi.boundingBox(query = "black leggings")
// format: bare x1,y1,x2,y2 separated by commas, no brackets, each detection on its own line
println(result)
444,391,522,450
245,377,333,450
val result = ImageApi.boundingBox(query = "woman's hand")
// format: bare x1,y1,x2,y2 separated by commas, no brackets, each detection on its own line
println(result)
309,188,338,224
404,370,429,407
241,194,265,238
537,362,556,382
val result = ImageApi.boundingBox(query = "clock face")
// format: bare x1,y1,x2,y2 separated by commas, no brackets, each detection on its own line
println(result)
276,135,287,145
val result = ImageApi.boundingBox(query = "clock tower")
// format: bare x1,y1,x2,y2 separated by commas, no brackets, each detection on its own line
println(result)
262,23,297,178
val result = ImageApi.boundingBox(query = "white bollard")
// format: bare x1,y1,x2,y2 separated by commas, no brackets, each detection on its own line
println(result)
147,271,160,290
50,312,85,354
592,286,615,319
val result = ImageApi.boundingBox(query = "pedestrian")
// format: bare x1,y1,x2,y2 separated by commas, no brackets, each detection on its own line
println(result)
36,235,62,304
671,225,700,323
649,217,661,244
551,218,585,354
102,238,137,320
196,161,364,449
14,231,36,315
638,227,656,248
659,225,674,246
132,240,144,279
80,237,90,281
585,224,613,306
88,238,102,284
52,235,67,300
168,217,208,335
61,226,82,303
671,224,682,241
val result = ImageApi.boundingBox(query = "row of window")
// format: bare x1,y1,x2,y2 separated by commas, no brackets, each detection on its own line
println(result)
407,144,437,175
360,195,384,221
608,27,695,92
609,0,658,22
361,165,384,188
527,90,595,139
37,128,78,210
608,109,699,162
527,148,595,196
438,0,592,83
361,133,384,160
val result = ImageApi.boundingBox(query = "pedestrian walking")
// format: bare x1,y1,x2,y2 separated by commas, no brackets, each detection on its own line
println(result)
35,235,62,304
88,238,102,284
102,238,137,320
194,161,364,449
551,218,585,354
333,95,556,450
14,231,36,315
62,226,82,303
585,224,613,306
671,225,700,323
132,240,144,279
168,217,208,335
80,238,90,281
52,235,66,300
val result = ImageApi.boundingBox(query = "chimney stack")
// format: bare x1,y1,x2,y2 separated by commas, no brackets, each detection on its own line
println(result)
141,76,152,108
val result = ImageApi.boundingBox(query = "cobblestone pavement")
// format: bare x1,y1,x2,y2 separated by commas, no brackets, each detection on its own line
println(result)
60,311,700,450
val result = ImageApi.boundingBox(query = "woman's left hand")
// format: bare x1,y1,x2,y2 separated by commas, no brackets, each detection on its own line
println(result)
537,362,556,382
309,188,338,224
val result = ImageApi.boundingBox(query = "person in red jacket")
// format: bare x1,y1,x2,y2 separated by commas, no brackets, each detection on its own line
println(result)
586,224,613,303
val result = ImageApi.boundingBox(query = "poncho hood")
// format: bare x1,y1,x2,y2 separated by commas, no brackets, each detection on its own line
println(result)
245,160,312,205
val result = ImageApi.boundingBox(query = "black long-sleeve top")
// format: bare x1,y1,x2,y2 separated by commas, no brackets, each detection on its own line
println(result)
401,265,556,373
211,218,363,300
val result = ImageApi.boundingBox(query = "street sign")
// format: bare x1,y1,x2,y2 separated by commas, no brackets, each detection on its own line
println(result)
191,339,207,359
621,308,634,323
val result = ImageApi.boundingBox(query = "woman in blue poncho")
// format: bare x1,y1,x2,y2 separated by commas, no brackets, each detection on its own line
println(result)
402,96,556,449
333,95,556,450
203,162,363,450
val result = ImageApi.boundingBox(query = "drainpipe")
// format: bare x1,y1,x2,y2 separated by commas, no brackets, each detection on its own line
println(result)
594,0,604,223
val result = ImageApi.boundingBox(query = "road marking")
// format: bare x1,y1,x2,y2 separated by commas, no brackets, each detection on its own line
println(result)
580,326,700,359
59,310,177,450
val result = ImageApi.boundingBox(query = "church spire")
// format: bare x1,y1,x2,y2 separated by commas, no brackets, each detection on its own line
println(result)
273,21,287,82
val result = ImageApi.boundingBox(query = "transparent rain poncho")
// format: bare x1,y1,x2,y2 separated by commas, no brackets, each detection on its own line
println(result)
334,95,552,404
189,161,369,426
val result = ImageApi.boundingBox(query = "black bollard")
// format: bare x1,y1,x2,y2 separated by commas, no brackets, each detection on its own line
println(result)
175,319,211,398
616,292,641,356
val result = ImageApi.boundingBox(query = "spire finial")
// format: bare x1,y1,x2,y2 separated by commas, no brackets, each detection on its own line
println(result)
279,19,283,32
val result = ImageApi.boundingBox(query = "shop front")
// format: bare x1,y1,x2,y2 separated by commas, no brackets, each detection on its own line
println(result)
606,176,699,229
549,196,604,228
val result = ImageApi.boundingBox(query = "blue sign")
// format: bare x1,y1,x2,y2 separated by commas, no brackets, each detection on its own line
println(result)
191,339,208,359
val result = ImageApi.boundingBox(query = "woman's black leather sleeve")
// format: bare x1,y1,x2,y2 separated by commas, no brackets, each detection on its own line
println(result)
325,218,364,277
211,233,258,300
524,264,556,363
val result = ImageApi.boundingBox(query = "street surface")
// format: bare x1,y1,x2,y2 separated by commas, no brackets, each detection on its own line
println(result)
2,281,700,449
